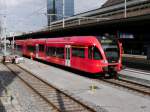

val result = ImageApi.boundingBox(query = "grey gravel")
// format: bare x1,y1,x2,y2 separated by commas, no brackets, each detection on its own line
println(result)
0,63,53,112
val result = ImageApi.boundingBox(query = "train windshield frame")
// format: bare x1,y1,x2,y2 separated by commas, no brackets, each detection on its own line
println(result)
97,35,120,63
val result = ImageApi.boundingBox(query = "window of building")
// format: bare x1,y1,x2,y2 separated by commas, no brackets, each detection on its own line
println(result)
46,47,64,59
72,47,85,58
39,44,44,52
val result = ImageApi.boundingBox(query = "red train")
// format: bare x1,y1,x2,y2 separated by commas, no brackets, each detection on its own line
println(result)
15,35,122,77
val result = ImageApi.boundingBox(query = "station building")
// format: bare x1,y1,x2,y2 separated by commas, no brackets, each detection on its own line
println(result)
47,0,111,25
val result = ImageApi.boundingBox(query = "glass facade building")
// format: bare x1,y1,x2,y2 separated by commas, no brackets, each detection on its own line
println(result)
47,0,74,25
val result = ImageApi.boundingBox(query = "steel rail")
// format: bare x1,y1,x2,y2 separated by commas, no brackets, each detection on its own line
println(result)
5,63,100,112
5,63,59,112
123,68,150,75
101,77,150,96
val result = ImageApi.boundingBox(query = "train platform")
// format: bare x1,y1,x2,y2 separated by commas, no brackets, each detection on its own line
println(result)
123,54,147,59
122,54,150,70
16,58,150,112
119,68,150,87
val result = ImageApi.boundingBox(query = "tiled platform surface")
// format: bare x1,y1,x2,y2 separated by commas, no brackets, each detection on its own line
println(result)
17,58,150,112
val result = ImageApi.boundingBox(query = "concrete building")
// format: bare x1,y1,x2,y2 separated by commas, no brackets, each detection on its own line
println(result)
47,0,111,25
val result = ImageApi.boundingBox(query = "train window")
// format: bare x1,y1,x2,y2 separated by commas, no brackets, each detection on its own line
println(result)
93,47,102,60
72,48,85,58
39,44,44,52
88,46,92,59
56,47,64,58
46,47,55,56
46,47,64,59
27,45,35,52
46,47,50,56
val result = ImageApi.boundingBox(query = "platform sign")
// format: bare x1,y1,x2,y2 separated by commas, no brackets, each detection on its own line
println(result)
65,45,71,67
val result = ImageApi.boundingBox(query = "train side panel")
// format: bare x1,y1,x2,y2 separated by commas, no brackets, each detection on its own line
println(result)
15,36,123,75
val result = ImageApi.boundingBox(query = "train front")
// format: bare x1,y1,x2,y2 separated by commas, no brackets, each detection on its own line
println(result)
97,35,122,77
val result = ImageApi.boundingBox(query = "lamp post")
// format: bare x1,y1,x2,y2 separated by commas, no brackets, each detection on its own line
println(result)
12,33,15,50
3,15,6,56
49,14,52,30
62,0,65,28
124,0,127,18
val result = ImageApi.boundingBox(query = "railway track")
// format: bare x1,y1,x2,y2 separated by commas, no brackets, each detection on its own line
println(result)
101,77,150,96
4,63,100,112
123,68,150,75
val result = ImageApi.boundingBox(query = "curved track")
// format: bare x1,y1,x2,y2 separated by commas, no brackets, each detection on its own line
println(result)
123,68,150,75
5,63,99,112
101,78,150,96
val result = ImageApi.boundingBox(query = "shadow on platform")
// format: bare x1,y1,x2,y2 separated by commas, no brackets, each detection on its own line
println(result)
0,70,17,112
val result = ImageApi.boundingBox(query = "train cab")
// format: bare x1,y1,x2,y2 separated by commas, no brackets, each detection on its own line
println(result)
96,35,122,76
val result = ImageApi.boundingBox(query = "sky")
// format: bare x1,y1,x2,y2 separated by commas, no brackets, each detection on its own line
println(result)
0,0,47,35
0,0,108,36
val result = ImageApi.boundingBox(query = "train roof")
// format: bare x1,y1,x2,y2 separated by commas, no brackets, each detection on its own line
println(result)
46,36,97,43
16,36,98,43
16,36,101,46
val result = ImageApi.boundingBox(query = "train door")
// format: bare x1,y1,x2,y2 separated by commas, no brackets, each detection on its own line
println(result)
36,44,39,58
65,45,71,67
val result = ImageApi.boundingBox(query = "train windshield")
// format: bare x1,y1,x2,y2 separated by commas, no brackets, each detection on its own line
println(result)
97,35,120,63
